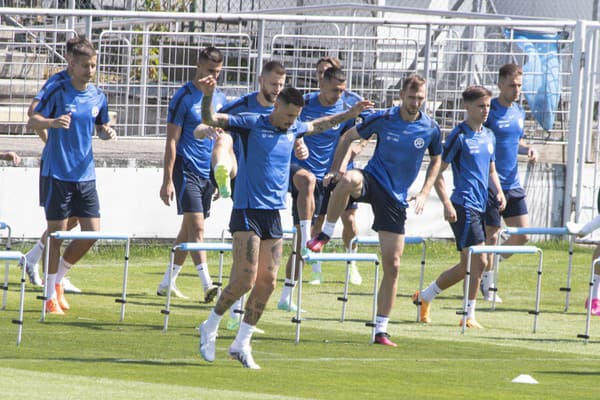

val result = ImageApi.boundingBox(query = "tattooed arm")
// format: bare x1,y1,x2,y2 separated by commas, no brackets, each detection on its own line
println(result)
304,99,373,136
198,76,230,130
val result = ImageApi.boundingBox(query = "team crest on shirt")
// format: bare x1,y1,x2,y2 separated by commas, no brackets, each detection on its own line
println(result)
518,118,524,129
331,123,340,130
487,143,494,154
414,137,425,149
91,106,99,117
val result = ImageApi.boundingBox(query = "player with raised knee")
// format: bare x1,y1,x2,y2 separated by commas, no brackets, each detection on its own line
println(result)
308,74,442,346
201,60,306,331
277,66,367,312
481,64,538,302
414,86,506,329
196,75,372,368
158,46,225,302
28,39,117,315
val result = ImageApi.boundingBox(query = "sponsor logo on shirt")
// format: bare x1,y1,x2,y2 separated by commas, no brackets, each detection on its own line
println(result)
386,133,399,142
466,138,481,154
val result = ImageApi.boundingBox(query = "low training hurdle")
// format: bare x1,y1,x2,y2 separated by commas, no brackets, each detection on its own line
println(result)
462,245,543,334
0,250,26,345
578,256,600,342
351,235,426,322
494,227,570,311
41,231,131,322
161,241,232,332
1,221,13,310
294,252,380,344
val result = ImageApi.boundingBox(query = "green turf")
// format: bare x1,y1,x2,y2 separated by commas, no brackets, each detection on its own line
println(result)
1,240,599,399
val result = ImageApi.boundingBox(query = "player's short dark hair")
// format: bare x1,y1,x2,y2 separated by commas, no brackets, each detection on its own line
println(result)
261,60,286,76
401,74,426,91
71,39,96,58
323,66,346,83
198,46,223,65
277,87,304,107
499,63,523,80
316,56,341,69
66,36,92,55
462,85,492,102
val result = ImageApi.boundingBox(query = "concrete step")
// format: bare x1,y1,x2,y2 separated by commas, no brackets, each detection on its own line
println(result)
0,50,48,80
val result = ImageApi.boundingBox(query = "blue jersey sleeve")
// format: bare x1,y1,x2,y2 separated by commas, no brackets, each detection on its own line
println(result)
428,123,443,156
227,113,258,135
94,93,110,125
34,82,60,119
167,87,190,127
356,110,383,140
442,129,462,164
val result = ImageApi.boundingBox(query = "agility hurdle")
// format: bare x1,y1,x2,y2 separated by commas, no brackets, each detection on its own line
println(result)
0,251,26,345
578,256,600,342
161,241,232,332
350,235,426,322
1,221,13,310
41,231,131,322
461,245,543,334
294,252,380,344
494,227,570,311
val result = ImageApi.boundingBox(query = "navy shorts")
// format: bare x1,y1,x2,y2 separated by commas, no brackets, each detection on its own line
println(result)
173,156,214,216
485,186,528,227
354,170,406,234
321,181,358,215
44,178,100,221
229,208,283,240
450,203,486,251
290,164,328,225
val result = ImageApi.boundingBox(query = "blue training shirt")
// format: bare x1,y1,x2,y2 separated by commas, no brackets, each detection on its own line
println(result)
35,79,110,182
356,106,442,207
227,113,309,210
443,121,496,212
291,92,355,180
484,97,526,190
219,91,273,160
35,69,71,165
168,81,226,179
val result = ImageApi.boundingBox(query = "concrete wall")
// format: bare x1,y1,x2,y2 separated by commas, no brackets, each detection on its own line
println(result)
0,162,572,241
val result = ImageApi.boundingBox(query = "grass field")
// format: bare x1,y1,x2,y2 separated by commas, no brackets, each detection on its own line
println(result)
1,240,600,399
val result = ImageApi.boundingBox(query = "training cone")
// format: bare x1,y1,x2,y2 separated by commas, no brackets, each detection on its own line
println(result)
511,374,538,384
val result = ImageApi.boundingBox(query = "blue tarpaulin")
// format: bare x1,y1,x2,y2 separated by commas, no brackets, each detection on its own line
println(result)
506,29,562,132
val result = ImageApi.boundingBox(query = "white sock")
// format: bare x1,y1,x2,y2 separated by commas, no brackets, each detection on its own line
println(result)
299,220,311,250
581,215,600,236
279,279,295,303
204,309,223,332
421,281,441,303
55,257,72,284
311,261,322,273
375,315,389,334
481,271,494,291
346,247,357,269
25,239,44,266
467,299,477,319
196,263,213,290
593,274,600,299
46,273,57,299
322,221,336,238
229,298,243,318
160,263,182,287
233,321,255,348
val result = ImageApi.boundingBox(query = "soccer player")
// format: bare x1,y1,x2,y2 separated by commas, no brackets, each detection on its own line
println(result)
201,60,307,331
277,66,365,312
307,56,368,286
21,36,87,291
28,39,117,315
414,86,506,329
480,64,538,302
196,75,372,368
567,190,600,315
157,46,225,302
0,151,20,165
307,74,443,347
